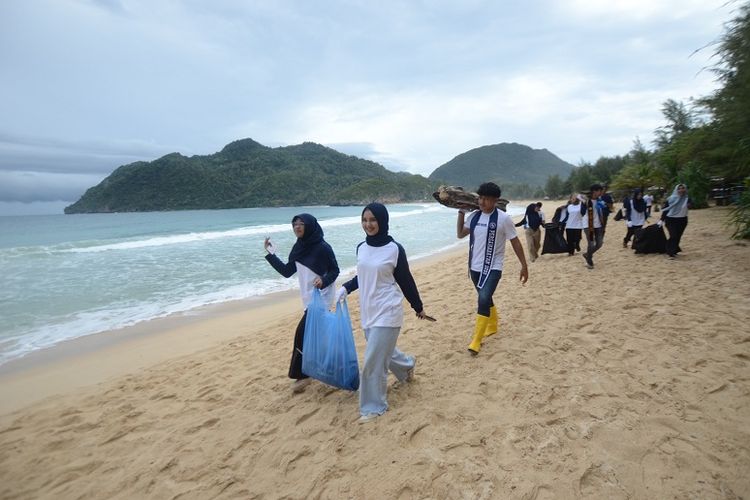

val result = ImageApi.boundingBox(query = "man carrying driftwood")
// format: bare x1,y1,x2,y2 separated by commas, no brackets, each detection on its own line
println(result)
456,182,529,355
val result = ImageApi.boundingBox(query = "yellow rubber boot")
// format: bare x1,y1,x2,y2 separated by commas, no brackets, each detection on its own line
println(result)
468,314,490,355
484,306,498,337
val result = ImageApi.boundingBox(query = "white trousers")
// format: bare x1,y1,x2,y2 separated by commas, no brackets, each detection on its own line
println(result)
359,326,415,417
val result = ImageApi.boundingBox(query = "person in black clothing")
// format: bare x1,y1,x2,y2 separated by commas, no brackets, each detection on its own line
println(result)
264,214,340,393
581,184,605,269
515,203,543,262
599,185,614,239
660,183,691,258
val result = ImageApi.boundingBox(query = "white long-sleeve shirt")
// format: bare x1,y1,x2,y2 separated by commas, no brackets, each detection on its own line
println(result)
296,262,335,310
343,241,423,329
629,206,646,226
565,203,584,229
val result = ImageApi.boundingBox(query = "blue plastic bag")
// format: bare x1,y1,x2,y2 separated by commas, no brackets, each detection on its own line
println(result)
301,289,360,391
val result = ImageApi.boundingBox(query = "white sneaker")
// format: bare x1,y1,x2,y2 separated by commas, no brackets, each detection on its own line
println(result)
291,378,311,393
358,413,379,423
405,357,416,382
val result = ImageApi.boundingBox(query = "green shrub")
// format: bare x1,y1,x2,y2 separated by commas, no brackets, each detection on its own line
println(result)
729,181,750,239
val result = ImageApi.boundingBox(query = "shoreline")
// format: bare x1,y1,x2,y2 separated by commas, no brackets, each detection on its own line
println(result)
0,201,563,413
0,244,468,414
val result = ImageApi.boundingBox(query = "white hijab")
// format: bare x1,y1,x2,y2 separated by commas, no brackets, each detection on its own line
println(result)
664,183,688,216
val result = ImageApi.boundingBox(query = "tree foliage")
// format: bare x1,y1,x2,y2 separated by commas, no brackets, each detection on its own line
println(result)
544,174,565,199
728,180,750,239
700,2,750,180
677,161,712,209
429,142,574,189
65,140,438,213
611,163,658,193
543,2,749,230
654,99,695,148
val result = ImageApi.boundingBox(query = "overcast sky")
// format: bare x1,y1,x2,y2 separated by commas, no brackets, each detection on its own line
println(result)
0,0,733,215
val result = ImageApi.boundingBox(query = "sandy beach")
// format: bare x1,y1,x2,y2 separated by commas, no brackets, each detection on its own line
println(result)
1,206,749,499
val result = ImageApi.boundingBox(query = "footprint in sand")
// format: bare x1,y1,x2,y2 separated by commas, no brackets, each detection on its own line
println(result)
578,463,629,499
407,423,430,446
295,407,320,425
185,417,220,434
522,484,556,500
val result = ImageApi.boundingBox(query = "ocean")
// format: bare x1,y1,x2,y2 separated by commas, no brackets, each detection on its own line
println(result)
0,202,526,366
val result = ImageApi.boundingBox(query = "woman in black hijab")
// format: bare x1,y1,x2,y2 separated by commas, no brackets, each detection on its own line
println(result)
337,203,429,422
264,213,340,393
623,188,647,248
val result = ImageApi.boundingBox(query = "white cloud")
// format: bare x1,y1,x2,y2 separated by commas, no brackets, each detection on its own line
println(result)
559,0,725,22
264,62,716,173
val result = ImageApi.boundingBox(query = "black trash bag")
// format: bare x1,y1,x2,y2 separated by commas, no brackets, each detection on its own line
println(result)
632,224,667,254
541,222,568,254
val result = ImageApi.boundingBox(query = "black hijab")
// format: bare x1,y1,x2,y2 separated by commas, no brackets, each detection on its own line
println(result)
631,189,646,212
524,203,542,228
287,213,325,265
363,203,394,247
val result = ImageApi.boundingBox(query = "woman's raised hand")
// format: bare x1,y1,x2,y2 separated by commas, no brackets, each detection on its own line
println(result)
264,237,275,254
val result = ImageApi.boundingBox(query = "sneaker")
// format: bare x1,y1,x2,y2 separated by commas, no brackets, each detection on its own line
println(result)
358,413,379,423
405,358,416,382
291,378,311,394
583,253,594,269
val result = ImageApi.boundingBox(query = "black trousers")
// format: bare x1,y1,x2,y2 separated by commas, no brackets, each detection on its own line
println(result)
623,225,643,245
289,311,310,380
665,216,688,257
565,228,582,255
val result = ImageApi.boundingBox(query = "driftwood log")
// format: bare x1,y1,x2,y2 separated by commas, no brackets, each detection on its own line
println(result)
432,185,509,212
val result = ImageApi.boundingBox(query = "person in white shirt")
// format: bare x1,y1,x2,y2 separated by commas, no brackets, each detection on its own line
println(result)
643,193,654,219
580,184,605,269
537,202,546,225
563,194,584,256
336,203,429,422
264,214,340,393
622,188,647,248
457,182,529,355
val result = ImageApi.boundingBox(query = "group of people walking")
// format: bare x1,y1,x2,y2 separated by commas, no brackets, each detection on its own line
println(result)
262,180,690,422
263,182,528,423
519,182,691,267
265,202,425,422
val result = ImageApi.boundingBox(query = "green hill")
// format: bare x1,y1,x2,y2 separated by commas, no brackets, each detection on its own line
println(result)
428,142,574,189
64,139,437,213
